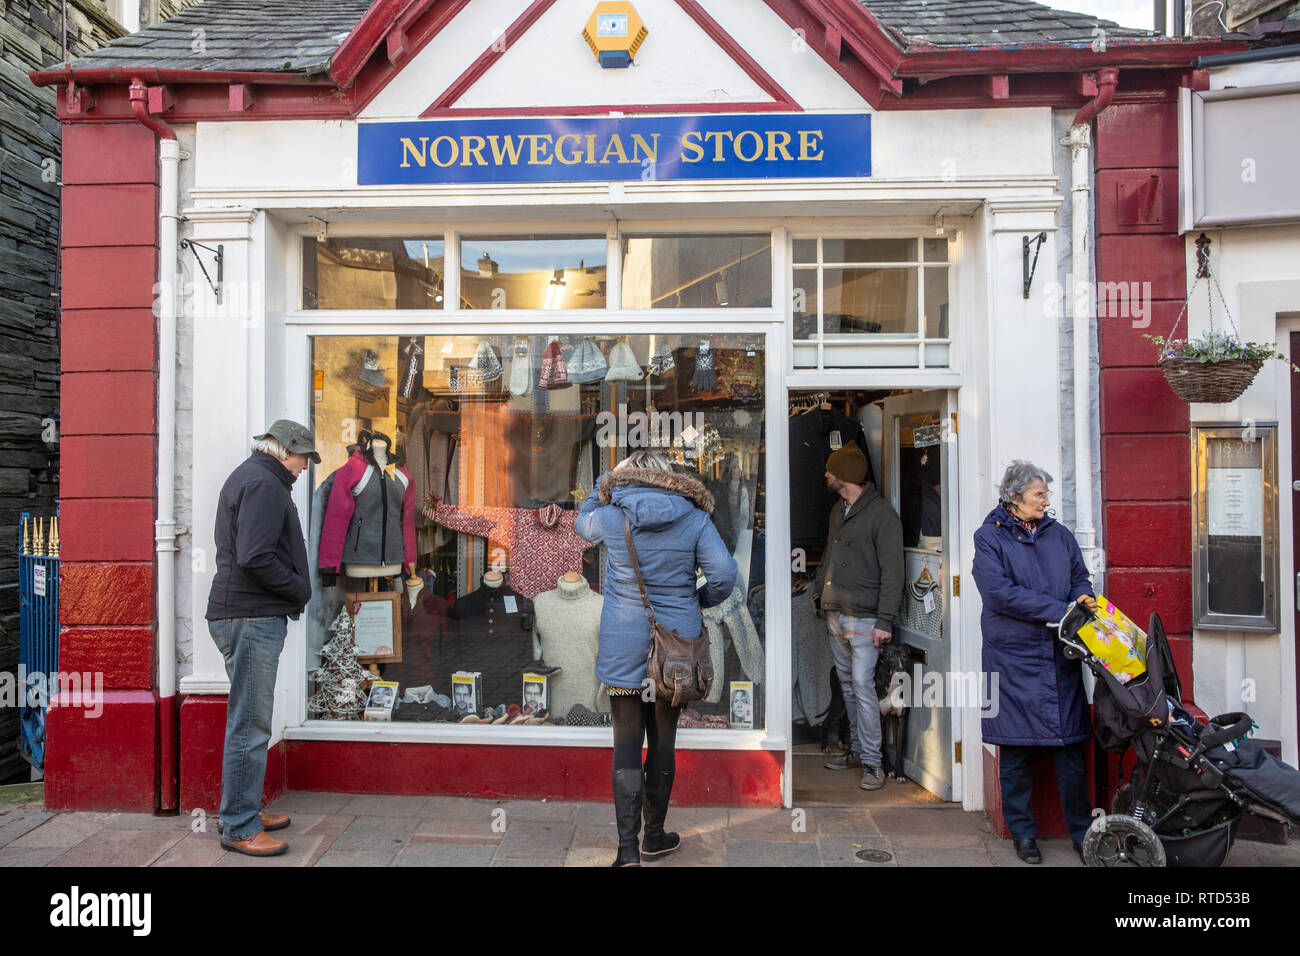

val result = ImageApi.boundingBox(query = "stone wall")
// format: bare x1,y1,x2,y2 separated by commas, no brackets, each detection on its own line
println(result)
0,0,195,782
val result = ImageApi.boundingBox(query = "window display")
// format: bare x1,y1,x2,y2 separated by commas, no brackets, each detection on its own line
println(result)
307,332,767,730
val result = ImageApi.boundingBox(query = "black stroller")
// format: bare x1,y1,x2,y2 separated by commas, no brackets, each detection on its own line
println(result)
1055,606,1300,866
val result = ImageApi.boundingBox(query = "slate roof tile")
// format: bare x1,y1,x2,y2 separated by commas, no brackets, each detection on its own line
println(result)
861,0,1157,47
48,0,1171,77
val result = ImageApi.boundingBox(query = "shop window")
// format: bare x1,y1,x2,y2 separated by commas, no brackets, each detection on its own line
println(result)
792,236,950,369
459,237,607,310
621,235,772,309
306,333,767,731
302,237,446,310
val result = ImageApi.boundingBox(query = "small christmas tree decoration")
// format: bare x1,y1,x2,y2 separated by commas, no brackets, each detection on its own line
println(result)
307,603,373,721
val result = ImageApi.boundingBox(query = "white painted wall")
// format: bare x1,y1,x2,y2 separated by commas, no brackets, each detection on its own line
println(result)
459,0,768,109
1182,224,1300,764
360,0,865,120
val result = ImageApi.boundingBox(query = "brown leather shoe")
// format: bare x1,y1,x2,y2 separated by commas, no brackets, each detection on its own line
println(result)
221,830,288,857
260,810,290,831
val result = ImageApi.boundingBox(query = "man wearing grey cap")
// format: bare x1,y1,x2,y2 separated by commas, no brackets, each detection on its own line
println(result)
206,420,319,856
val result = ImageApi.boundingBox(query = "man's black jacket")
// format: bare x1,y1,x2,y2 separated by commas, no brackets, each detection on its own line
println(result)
206,452,312,620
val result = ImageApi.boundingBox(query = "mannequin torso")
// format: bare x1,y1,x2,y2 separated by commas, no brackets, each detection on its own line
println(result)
533,572,606,717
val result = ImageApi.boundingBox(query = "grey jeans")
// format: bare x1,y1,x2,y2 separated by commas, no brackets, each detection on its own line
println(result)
827,611,882,767
209,615,287,841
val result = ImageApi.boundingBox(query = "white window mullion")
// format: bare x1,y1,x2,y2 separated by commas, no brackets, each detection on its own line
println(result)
443,230,461,311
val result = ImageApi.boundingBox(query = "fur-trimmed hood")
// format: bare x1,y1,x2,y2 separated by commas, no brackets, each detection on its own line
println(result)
598,467,715,514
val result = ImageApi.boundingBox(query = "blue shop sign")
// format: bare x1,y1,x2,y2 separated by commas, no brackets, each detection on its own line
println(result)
357,113,870,185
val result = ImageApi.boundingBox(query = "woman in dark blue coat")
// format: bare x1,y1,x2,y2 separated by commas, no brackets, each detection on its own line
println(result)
576,450,737,867
972,461,1097,864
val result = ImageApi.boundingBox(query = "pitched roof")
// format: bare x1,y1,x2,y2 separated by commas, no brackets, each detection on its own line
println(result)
51,0,373,75
44,0,1176,77
861,0,1156,48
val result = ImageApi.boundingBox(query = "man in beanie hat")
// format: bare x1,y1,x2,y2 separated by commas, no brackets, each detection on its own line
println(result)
813,442,904,790
206,420,319,856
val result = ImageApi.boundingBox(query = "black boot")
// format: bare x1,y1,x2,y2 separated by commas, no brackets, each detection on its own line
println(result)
641,768,681,860
611,769,643,867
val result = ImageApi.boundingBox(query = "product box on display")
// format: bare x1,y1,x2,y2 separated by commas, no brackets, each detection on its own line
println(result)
522,671,550,713
452,671,483,717
364,681,399,721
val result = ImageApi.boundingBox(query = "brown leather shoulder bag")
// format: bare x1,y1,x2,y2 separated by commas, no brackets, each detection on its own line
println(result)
622,514,714,707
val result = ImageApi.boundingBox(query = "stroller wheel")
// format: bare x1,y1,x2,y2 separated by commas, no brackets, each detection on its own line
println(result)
1082,814,1166,867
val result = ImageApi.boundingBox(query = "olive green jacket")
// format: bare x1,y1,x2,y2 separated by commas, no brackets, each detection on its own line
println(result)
812,485,905,633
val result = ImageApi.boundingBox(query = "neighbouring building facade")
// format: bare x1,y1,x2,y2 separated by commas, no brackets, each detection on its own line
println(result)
1,0,199,783
32,0,1264,833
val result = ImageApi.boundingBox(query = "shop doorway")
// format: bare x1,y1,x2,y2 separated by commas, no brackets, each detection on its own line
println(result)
788,387,959,807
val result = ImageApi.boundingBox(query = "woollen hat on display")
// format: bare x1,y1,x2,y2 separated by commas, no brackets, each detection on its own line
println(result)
604,337,642,381
468,340,503,383
566,336,608,384
537,339,572,390
359,349,386,387
826,443,869,484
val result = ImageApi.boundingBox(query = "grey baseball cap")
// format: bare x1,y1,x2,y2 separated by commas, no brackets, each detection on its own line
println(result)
255,419,321,463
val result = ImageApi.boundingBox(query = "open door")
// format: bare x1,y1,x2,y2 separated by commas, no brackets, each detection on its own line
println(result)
881,391,959,801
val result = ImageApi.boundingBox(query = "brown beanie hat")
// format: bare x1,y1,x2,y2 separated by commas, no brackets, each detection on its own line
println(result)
826,443,869,484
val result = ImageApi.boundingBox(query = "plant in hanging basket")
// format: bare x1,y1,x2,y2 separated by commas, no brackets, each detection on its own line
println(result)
1145,331,1295,404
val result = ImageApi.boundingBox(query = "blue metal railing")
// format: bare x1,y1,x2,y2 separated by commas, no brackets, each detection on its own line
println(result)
18,511,60,770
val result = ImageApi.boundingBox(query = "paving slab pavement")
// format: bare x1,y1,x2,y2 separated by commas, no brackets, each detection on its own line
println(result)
0,789,1295,867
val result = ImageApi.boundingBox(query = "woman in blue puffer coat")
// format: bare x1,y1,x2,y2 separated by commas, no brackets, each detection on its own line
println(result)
576,450,737,867
972,460,1097,865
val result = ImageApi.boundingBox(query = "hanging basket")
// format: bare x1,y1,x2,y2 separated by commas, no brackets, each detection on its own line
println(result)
1157,355,1262,404
1152,234,1268,405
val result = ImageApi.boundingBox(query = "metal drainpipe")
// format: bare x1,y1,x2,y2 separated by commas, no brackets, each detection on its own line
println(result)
1067,67,1118,574
129,79,181,812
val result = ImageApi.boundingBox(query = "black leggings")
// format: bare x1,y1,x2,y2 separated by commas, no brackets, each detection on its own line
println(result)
610,695,682,772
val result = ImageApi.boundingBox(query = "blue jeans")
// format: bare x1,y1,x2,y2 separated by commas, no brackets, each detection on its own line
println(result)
209,615,286,841
827,611,882,767
998,742,1093,844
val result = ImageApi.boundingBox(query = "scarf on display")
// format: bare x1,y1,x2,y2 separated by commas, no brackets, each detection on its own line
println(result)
399,339,424,399
566,336,608,384
691,337,716,391
702,584,765,686
604,336,643,381
508,337,532,397
537,339,571,390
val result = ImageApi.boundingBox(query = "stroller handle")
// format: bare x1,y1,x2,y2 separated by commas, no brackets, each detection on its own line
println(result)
1053,601,1096,638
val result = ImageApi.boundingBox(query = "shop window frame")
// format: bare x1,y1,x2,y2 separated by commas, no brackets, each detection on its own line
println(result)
787,231,953,372
291,223,787,323
282,315,789,753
